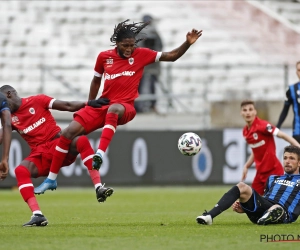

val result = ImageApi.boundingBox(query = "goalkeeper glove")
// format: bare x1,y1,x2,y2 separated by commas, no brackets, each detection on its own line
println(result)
87,98,110,108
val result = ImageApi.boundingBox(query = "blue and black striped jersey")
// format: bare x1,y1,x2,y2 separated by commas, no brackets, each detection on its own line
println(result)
264,174,300,222
285,82,300,136
0,92,10,113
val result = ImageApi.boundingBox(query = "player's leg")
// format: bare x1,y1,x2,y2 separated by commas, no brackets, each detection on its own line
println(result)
93,103,136,170
196,182,252,225
34,121,85,194
70,135,114,202
15,160,48,226
93,104,124,170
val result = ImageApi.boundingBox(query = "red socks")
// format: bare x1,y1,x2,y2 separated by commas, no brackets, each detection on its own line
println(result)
50,136,72,174
15,166,40,212
98,113,118,152
76,136,101,185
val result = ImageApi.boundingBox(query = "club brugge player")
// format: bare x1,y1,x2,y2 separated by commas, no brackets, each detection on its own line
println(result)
0,85,113,226
36,19,203,194
197,145,300,226
0,92,12,181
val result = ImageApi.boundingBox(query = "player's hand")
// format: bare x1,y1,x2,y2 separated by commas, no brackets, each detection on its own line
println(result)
186,29,202,45
232,201,244,213
0,160,9,181
241,166,248,181
87,98,110,108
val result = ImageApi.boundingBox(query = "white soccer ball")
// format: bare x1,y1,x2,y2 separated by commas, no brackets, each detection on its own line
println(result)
178,132,202,156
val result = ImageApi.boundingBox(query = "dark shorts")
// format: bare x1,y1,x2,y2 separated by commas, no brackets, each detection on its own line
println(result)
74,102,136,134
240,189,275,223
25,138,77,177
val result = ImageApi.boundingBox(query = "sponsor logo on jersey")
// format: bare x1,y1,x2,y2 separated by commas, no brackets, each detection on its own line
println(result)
12,115,19,123
29,108,35,114
274,179,295,187
128,58,134,65
104,71,135,80
248,140,265,148
23,117,46,134
106,58,113,64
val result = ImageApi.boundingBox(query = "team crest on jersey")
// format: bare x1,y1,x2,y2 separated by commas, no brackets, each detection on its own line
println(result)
106,58,113,64
29,108,35,114
253,133,258,140
128,58,134,65
266,124,273,133
11,115,19,123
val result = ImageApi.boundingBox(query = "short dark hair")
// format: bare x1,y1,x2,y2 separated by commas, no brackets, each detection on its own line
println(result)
0,85,14,93
240,99,255,108
284,145,300,160
110,19,149,46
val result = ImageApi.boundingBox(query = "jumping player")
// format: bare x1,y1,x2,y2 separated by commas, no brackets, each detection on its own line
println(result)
240,99,300,195
0,92,12,180
0,85,113,226
197,145,300,226
35,19,203,194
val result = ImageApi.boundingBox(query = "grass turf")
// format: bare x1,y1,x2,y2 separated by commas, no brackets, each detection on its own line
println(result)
0,186,299,250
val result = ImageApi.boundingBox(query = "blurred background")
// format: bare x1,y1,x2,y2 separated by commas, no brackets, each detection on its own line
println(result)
1,0,300,187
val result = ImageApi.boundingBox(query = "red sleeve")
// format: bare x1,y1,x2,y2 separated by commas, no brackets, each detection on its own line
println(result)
35,94,55,109
138,48,159,67
259,119,276,135
94,52,104,75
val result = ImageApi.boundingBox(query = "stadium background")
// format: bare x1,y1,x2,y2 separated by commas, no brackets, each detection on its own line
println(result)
1,0,300,187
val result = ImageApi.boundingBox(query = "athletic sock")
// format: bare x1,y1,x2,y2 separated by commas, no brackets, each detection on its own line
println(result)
98,113,118,152
48,135,72,178
15,166,41,213
76,136,101,185
207,185,241,218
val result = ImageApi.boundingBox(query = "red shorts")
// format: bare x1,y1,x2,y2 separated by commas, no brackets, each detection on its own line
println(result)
73,102,136,134
25,138,77,177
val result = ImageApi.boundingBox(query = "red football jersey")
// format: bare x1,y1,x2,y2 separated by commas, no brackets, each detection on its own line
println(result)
243,116,282,174
94,47,161,104
11,95,61,149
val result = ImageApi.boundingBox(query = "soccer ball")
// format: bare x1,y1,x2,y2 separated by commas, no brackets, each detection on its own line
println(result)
178,132,202,156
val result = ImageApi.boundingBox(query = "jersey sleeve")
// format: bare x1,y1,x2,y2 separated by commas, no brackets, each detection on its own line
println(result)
259,119,279,136
94,52,104,77
285,88,293,105
35,94,56,109
139,48,161,66
0,93,10,113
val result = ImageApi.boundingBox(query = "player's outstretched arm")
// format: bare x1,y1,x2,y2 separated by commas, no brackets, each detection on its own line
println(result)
277,130,300,147
159,29,202,62
89,76,102,100
0,109,12,180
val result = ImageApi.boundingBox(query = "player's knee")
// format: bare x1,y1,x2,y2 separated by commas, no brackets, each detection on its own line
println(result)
15,166,30,180
108,104,125,116
237,182,250,193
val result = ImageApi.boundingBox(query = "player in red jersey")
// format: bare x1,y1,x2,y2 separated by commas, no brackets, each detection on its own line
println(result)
0,92,12,180
35,19,203,194
0,85,112,226
240,99,300,195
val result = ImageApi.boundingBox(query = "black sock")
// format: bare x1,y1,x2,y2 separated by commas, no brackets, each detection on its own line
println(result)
207,185,240,218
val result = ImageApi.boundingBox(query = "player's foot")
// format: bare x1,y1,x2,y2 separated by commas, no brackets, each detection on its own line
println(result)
257,206,285,225
96,184,114,203
92,152,103,170
196,211,213,225
34,178,57,195
23,214,48,227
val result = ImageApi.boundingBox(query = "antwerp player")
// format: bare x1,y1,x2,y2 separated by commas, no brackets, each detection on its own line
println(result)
35,19,203,193
240,99,300,195
0,85,112,226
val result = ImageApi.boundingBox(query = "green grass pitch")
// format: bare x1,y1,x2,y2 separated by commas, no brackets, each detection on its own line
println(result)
1,186,299,250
